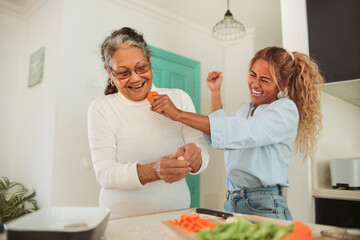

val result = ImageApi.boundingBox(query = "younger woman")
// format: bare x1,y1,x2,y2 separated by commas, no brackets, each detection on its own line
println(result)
150,46,324,220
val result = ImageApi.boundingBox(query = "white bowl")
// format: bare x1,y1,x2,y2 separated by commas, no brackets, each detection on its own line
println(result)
4,206,110,240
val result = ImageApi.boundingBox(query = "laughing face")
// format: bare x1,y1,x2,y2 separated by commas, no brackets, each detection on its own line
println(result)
107,45,152,102
248,59,279,108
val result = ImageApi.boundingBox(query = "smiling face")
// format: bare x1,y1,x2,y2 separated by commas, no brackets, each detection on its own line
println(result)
248,59,280,108
107,45,152,102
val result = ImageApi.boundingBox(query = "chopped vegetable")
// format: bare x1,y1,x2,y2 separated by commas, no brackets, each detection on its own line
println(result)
147,91,159,102
167,213,216,233
197,216,294,240
282,221,313,240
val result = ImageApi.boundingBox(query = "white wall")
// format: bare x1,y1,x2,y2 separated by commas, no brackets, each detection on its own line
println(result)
0,0,63,207
0,11,25,181
281,0,360,223
316,94,360,188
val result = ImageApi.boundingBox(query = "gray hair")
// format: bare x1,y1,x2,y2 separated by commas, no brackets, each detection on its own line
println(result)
101,27,151,67
101,27,151,95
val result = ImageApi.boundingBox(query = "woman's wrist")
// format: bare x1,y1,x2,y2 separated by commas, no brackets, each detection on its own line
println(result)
190,158,202,173
137,162,160,185
211,89,221,94
174,109,185,122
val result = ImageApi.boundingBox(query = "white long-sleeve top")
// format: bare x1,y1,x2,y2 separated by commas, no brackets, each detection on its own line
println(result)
88,86,209,218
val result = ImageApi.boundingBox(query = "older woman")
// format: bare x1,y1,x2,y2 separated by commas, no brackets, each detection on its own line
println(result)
87,27,209,218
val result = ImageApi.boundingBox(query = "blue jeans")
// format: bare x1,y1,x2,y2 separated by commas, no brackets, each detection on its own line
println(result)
224,185,293,220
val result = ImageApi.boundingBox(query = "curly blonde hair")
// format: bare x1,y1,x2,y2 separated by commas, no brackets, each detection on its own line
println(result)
249,46,324,160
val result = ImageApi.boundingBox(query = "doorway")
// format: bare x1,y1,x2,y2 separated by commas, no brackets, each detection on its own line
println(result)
149,45,201,207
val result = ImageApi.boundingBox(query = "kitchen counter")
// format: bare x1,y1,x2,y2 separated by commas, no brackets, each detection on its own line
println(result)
104,208,350,240
1,208,357,240
313,188,360,201
0,209,194,240
105,208,194,240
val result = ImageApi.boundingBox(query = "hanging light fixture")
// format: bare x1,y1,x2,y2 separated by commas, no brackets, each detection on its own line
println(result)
212,0,246,41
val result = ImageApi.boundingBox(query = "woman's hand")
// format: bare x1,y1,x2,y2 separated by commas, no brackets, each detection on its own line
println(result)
206,71,223,92
153,155,191,183
150,94,182,121
173,143,202,173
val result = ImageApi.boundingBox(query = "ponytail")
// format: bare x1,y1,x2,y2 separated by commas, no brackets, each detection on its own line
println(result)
288,52,324,160
104,77,118,95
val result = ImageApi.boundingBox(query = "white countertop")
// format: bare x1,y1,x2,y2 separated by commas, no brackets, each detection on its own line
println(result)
104,208,347,240
0,209,194,240
312,188,360,201
1,208,356,240
105,208,195,240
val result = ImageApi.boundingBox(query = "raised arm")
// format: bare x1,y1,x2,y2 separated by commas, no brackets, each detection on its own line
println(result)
206,71,223,113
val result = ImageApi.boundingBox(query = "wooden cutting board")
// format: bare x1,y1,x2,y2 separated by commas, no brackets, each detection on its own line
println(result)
160,216,223,240
160,214,327,240
160,221,197,240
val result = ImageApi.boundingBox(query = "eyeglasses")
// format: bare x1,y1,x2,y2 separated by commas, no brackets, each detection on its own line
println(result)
109,62,151,81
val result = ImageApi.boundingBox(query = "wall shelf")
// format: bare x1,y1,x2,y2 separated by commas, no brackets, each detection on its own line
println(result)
312,188,360,201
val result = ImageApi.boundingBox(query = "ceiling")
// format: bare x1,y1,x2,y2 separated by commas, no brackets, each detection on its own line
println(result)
0,0,283,41
0,0,33,9
0,0,45,15
141,0,282,40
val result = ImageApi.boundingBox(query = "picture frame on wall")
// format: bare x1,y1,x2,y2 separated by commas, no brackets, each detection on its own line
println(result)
28,47,45,88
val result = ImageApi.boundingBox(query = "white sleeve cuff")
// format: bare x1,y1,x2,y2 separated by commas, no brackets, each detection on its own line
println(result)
189,149,209,175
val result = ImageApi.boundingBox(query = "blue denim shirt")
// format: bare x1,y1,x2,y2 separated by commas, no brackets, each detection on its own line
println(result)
204,97,299,191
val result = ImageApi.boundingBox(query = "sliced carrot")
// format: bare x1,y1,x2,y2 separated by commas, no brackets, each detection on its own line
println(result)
293,221,312,235
167,213,215,233
147,91,159,102
282,221,313,240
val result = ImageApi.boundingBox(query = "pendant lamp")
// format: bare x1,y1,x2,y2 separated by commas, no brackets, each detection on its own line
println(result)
212,0,246,41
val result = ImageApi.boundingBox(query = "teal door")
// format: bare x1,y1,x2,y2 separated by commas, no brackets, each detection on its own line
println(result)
149,45,201,207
